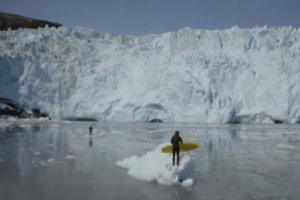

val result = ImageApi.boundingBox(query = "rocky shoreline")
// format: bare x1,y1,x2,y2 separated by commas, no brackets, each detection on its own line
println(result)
0,97,49,119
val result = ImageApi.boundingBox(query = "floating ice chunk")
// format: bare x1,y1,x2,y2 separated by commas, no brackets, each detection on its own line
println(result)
39,158,56,166
111,130,124,135
181,178,194,187
65,154,76,160
48,158,56,164
116,143,193,186
276,144,295,150
19,124,31,129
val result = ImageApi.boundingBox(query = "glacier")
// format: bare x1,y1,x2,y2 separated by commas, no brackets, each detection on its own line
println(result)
0,26,300,123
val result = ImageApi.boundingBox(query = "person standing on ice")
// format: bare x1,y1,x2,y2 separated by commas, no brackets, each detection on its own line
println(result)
171,131,183,166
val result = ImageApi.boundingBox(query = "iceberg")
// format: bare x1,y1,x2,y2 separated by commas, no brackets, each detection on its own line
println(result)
116,143,193,187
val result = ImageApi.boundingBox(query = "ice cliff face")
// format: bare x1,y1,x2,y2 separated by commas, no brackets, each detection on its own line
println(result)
1,26,300,123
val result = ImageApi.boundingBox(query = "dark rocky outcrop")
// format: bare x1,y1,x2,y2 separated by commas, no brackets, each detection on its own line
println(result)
227,112,286,124
63,117,97,122
0,12,61,31
149,118,164,123
0,97,48,119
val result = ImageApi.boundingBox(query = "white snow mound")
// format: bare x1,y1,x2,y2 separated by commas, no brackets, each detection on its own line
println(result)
116,144,193,187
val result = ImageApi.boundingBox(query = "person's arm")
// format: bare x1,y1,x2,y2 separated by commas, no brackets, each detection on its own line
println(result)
171,136,174,144
180,137,183,144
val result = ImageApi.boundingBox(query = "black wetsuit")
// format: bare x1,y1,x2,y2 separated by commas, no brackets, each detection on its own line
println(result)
171,135,183,166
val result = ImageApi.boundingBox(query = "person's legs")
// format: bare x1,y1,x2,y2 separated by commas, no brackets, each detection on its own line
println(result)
176,150,180,166
172,148,175,166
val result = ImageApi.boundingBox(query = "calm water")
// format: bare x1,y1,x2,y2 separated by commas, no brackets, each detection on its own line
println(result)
0,120,299,200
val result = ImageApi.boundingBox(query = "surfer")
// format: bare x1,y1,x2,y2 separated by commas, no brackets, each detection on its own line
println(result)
171,131,183,166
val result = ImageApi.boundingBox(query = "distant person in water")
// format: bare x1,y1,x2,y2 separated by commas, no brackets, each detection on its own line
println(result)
89,126,93,135
171,130,183,166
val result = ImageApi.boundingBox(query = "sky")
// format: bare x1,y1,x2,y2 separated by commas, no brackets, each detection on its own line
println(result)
1,0,300,35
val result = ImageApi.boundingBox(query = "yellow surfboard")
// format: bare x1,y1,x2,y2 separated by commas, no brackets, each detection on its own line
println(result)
161,142,199,153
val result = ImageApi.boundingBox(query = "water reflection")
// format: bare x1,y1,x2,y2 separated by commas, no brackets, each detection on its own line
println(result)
89,138,93,147
208,140,213,153
229,128,237,139
0,121,299,200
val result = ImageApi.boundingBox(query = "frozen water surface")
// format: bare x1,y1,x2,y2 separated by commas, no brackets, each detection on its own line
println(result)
0,119,299,200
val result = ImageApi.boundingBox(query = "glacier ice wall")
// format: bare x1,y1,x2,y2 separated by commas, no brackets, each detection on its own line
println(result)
1,26,300,123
